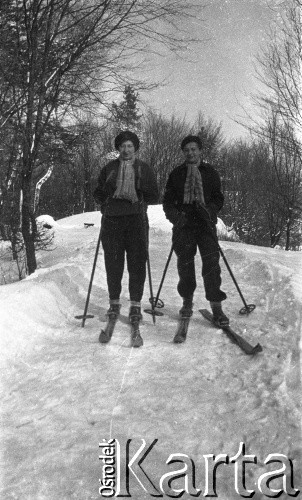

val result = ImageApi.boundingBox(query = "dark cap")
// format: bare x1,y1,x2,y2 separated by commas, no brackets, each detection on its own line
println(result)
114,130,140,151
181,135,202,150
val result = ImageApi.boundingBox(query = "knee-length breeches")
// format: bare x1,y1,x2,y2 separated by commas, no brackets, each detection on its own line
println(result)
172,225,227,302
101,214,147,302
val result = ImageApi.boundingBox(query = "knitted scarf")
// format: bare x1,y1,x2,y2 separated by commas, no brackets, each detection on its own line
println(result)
183,163,205,205
113,159,138,203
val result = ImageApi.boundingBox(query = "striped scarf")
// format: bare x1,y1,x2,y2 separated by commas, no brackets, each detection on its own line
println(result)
113,159,138,203
183,163,205,205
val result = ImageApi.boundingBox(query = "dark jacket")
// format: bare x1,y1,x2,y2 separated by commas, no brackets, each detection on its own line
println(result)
163,161,224,225
94,158,159,216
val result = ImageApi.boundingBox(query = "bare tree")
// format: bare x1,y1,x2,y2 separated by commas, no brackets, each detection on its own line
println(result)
265,112,302,249
250,0,302,248
256,0,302,137
140,109,190,199
193,112,224,163
38,117,110,218
219,138,287,247
140,109,225,200
0,0,201,275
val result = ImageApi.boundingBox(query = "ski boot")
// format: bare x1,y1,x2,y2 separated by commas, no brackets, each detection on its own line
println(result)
99,303,121,343
178,296,193,318
210,301,229,328
173,297,193,343
129,306,143,348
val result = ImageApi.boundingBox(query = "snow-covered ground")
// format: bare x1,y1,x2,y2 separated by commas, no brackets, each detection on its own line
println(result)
0,206,301,499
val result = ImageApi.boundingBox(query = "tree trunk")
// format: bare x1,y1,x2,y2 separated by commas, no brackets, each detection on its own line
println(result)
270,230,282,248
83,141,94,212
21,181,37,274
11,232,18,261
34,164,54,212
285,221,291,250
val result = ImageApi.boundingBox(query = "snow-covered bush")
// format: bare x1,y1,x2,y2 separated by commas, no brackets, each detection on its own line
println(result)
35,215,56,252
217,218,239,242
36,215,57,229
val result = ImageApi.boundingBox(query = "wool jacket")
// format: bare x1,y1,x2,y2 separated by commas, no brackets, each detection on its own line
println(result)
94,158,159,216
163,161,224,225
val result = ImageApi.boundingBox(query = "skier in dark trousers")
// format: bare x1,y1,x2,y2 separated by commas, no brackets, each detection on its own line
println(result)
94,130,159,347
163,135,228,342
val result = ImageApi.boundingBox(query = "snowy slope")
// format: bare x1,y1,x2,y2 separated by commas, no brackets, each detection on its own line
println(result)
0,206,301,499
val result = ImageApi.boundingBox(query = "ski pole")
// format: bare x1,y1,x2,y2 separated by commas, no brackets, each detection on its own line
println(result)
141,203,163,322
75,224,102,327
136,174,163,323
150,213,194,313
201,207,256,315
145,237,157,324
217,244,255,314
151,242,174,311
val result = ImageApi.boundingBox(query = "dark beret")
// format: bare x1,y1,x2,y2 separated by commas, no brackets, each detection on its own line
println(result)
181,135,202,150
114,130,140,151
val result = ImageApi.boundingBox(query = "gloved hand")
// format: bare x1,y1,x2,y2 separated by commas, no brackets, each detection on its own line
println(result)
196,204,211,222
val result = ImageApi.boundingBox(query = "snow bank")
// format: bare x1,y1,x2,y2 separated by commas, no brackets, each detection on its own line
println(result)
57,211,101,228
54,206,236,238
55,206,172,232
0,241,11,252
36,214,58,228
0,280,73,362
148,205,172,233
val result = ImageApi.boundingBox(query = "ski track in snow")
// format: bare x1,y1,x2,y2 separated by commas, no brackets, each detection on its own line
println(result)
0,208,301,500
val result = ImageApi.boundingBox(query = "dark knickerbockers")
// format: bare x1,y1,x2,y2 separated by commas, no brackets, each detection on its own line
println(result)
162,135,228,342
94,131,159,347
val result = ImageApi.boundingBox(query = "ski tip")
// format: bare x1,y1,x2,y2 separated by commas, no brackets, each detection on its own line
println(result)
243,343,263,355
199,309,207,315
199,309,211,319
251,343,263,355
99,330,111,344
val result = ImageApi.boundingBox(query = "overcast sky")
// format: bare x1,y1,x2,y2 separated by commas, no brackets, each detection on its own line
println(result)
139,0,284,140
